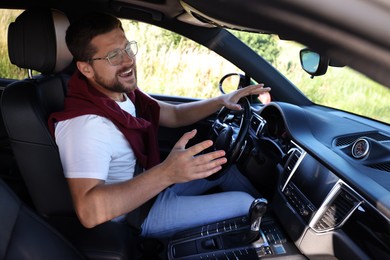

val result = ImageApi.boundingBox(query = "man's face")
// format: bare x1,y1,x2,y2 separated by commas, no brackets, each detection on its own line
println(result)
82,28,138,100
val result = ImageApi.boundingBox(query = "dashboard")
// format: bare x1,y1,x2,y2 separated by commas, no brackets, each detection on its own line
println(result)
240,101,390,259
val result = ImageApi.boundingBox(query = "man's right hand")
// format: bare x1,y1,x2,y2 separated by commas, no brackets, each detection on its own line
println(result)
160,129,227,184
66,129,226,228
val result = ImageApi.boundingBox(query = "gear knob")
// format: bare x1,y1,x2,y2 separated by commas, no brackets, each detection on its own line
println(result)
249,198,268,232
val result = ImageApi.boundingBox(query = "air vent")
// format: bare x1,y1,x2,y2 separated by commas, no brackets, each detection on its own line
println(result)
282,149,300,183
281,144,305,191
287,149,301,170
335,133,390,147
251,114,266,135
313,189,361,232
367,162,390,172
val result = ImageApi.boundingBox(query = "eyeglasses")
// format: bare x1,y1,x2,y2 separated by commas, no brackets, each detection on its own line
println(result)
88,41,138,66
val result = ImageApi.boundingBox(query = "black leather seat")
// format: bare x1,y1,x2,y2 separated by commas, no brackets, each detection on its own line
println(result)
0,179,84,260
4,7,74,217
1,8,134,260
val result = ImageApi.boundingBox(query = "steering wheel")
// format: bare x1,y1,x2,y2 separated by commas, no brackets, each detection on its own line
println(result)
207,97,251,180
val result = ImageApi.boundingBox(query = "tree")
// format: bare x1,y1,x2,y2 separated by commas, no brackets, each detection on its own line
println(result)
231,31,280,64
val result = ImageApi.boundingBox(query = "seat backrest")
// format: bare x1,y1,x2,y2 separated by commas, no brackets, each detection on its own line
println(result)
0,179,84,260
0,8,74,216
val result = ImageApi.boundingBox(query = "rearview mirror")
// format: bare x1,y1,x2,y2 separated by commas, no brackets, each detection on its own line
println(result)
300,48,345,78
299,48,329,78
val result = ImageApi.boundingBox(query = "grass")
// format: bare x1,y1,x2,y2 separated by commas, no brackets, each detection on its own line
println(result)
122,21,240,99
0,9,26,79
0,10,389,123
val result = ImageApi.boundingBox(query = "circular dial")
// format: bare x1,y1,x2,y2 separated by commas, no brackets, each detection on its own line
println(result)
351,138,370,159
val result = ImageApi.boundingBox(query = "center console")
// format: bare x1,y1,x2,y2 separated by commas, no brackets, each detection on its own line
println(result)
167,140,365,259
167,212,304,259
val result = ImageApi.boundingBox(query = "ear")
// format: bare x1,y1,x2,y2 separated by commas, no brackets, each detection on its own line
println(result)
76,61,94,79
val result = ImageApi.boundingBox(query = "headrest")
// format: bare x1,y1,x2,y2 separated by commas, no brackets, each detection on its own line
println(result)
7,8,73,74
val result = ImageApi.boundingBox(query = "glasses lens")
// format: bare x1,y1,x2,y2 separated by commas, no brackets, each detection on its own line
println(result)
107,42,138,66
107,50,122,66
125,41,138,57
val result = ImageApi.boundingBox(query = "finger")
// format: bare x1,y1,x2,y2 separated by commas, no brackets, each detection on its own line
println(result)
241,84,271,95
194,166,223,179
248,83,265,90
191,158,227,178
173,129,197,150
225,103,242,111
223,84,271,111
231,85,271,108
194,156,227,171
225,84,266,108
192,149,226,165
185,139,216,156
257,87,271,93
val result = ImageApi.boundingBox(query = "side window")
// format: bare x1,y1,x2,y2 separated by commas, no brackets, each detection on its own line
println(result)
122,20,242,99
0,9,25,80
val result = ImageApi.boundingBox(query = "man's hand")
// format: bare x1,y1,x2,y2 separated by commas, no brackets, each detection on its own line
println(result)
222,84,271,110
161,129,227,184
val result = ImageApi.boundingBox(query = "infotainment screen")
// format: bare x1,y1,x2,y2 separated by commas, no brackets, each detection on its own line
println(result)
290,154,339,207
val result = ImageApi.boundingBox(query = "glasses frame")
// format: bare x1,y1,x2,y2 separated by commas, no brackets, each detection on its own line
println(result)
88,41,138,66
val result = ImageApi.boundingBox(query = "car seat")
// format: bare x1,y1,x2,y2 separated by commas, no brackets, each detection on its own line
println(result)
0,178,85,260
1,8,134,260
4,7,74,217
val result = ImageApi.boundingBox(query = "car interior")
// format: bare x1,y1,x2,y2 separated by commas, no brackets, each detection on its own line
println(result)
0,0,389,260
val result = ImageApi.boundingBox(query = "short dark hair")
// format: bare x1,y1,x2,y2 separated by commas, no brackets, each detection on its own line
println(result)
65,12,124,62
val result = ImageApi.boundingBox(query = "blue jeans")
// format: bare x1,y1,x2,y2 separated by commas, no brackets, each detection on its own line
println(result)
141,165,260,238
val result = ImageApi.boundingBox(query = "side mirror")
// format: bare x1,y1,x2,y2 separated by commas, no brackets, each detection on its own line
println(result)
219,73,247,94
299,48,329,78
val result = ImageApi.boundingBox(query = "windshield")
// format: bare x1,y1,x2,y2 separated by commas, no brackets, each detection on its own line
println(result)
273,40,390,124
228,30,390,124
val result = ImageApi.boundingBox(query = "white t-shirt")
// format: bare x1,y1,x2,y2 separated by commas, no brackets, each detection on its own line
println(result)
55,95,137,184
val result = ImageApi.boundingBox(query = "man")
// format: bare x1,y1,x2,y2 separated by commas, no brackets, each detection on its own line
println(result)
50,12,271,238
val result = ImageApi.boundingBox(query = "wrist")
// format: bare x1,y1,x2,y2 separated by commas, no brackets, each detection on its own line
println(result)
151,162,176,187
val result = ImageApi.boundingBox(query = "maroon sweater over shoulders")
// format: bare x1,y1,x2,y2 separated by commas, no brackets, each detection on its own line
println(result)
48,71,161,169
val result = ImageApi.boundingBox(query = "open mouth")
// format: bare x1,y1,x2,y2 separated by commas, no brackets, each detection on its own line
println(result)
119,68,133,78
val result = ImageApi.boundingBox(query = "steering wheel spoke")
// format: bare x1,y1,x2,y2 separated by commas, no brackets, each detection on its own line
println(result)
212,119,225,133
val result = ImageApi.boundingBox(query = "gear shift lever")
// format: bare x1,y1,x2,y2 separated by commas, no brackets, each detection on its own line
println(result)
249,198,268,232
217,198,268,248
244,198,268,243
